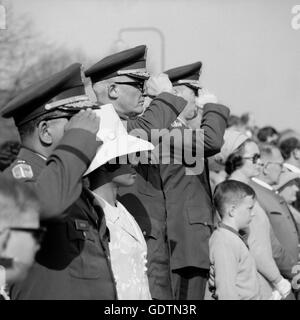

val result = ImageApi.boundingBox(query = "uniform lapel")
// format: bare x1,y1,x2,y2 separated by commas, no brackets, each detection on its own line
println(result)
79,187,102,226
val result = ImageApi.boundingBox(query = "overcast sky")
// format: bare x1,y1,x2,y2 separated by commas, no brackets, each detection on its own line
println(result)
8,0,300,131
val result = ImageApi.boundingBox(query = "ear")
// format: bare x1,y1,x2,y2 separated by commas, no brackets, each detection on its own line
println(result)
37,120,53,146
107,83,119,100
228,204,236,218
293,149,300,160
261,163,269,176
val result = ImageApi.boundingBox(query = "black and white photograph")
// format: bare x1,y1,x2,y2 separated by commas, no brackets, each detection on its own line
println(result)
0,0,300,304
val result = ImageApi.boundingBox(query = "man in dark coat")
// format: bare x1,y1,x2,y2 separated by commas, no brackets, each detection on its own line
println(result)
157,62,229,299
249,144,300,283
85,45,189,299
2,64,117,299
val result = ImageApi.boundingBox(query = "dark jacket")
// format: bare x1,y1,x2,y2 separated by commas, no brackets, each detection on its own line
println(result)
249,179,299,279
159,103,230,270
118,92,187,300
4,129,117,299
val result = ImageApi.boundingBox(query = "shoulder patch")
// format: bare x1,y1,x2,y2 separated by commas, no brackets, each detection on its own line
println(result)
11,162,34,179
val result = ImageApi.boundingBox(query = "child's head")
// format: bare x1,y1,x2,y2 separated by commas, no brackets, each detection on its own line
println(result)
213,180,256,229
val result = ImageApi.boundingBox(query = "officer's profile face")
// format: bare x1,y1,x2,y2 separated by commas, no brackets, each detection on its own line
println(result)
188,108,203,129
174,85,196,105
2,209,40,284
114,76,145,117
176,85,197,121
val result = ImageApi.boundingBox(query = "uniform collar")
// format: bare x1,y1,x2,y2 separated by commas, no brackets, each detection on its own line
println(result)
218,222,249,247
18,147,47,165
284,163,300,174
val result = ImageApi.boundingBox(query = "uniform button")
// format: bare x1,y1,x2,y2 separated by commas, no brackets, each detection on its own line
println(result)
143,231,147,236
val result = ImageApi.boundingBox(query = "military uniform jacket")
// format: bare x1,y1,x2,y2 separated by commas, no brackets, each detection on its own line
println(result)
159,103,230,271
249,179,299,278
4,129,117,299
118,92,187,300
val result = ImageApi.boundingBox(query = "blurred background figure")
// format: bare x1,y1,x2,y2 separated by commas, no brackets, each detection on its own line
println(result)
275,171,300,232
278,130,300,146
257,126,279,145
240,112,256,138
0,175,43,299
226,114,242,131
0,141,20,172
280,137,300,213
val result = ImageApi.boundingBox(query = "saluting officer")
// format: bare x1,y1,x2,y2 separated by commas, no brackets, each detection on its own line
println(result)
160,62,230,299
1,64,117,299
85,45,189,299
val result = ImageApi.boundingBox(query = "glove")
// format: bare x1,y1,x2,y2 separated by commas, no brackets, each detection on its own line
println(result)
269,290,282,300
195,88,218,108
274,277,291,299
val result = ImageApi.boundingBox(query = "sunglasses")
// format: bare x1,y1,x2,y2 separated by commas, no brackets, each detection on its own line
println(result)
114,81,144,92
9,227,46,244
242,154,261,164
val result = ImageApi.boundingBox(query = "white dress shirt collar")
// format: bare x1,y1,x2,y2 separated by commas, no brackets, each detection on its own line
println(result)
284,163,300,174
251,177,274,191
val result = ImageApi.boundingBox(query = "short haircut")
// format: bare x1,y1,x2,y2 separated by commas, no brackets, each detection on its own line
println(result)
18,115,46,142
213,180,256,218
279,138,300,160
257,126,278,143
0,174,40,228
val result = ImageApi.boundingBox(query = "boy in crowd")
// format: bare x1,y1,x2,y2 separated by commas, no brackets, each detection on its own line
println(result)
0,175,43,299
209,180,261,300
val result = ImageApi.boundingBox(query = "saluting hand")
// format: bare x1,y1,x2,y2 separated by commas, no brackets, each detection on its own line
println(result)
196,88,218,108
64,109,100,135
144,73,173,98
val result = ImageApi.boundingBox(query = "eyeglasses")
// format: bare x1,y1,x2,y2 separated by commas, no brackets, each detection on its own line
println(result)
242,154,261,164
9,227,46,244
114,81,144,92
265,161,284,170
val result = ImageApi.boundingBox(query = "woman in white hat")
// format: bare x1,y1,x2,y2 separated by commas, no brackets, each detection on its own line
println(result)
215,130,291,299
85,104,154,300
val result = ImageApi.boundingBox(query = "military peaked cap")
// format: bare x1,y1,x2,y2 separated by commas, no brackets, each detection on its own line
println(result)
1,63,98,127
164,61,202,90
85,45,149,84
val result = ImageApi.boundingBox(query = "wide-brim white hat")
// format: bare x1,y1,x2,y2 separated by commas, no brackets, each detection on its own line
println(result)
85,104,154,175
